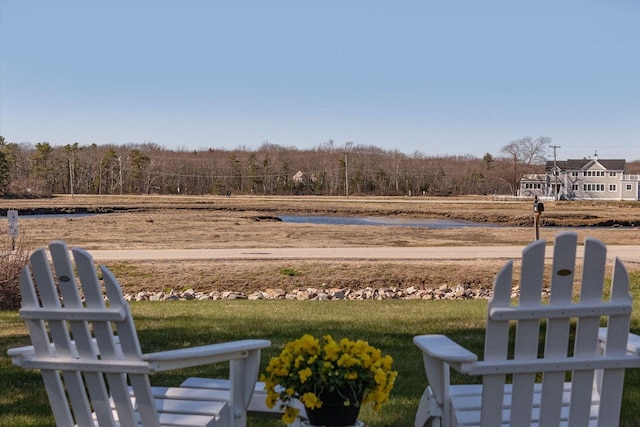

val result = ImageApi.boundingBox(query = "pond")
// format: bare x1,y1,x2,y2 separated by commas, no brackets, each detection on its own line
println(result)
2,213,100,219
277,215,497,229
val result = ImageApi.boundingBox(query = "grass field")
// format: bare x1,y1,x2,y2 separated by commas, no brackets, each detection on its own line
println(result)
3,297,640,427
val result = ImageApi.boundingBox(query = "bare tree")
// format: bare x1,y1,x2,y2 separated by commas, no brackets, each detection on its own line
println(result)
1,136,558,198
499,136,551,195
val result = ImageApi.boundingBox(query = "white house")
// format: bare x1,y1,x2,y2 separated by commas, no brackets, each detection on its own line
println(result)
519,153,640,201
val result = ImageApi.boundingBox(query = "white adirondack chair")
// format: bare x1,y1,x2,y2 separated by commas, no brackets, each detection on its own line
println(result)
413,232,640,427
7,241,270,427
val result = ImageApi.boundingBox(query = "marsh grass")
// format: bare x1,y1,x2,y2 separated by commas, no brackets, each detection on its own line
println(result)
3,296,640,426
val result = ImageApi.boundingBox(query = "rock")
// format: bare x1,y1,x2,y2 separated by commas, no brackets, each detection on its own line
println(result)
135,291,149,301
265,288,286,299
330,289,346,299
118,283,511,302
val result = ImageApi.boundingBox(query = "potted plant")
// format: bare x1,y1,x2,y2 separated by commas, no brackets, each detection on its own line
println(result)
261,334,397,426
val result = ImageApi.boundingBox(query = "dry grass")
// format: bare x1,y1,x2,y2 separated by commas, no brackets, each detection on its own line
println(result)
105,259,506,296
3,194,639,294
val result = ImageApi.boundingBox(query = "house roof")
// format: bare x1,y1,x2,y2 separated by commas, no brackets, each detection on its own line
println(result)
546,159,626,172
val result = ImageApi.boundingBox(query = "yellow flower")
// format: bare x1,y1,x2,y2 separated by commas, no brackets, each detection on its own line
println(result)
301,392,322,409
374,368,387,386
337,353,356,368
323,339,340,361
265,390,278,409
282,406,300,424
381,354,393,370
344,371,358,380
298,367,313,383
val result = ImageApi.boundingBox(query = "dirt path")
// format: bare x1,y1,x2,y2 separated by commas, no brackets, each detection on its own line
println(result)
89,245,640,263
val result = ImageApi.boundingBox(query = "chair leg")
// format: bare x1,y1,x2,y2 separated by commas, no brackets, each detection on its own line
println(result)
415,387,442,427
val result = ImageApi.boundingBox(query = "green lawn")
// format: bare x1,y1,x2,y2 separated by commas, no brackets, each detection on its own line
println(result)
3,297,640,426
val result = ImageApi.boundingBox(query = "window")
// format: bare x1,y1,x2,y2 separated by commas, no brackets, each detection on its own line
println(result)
609,184,616,191
572,184,579,191
583,184,604,191
627,184,633,191
571,171,578,177
610,172,617,177
583,170,605,177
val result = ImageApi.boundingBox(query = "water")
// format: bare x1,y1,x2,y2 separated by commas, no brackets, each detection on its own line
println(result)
2,213,99,219
278,215,495,229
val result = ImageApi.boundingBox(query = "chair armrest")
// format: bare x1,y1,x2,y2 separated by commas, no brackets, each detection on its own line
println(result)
598,327,640,355
413,334,478,411
145,339,271,415
142,339,271,372
413,334,478,365
7,345,36,366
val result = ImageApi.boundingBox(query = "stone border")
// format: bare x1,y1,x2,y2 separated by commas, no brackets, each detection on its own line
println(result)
123,284,547,302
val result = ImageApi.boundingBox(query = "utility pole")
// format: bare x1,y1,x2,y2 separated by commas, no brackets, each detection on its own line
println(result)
344,152,348,198
118,155,123,195
69,156,74,198
550,145,561,200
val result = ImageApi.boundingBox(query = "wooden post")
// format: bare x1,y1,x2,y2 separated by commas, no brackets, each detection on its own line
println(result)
532,196,544,240
7,209,19,250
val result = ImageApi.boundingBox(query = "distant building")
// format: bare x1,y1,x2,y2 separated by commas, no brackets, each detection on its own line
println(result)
519,153,640,201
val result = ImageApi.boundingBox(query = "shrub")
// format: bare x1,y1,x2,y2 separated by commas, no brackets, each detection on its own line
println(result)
279,267,300,277
0,237,31,311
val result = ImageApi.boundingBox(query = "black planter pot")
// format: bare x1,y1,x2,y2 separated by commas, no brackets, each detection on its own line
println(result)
305,387,363,427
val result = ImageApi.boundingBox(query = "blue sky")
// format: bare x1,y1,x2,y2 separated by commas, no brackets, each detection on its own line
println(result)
1,1,639,161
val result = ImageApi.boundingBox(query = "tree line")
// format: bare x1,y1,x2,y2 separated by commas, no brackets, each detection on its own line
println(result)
0,135,567,197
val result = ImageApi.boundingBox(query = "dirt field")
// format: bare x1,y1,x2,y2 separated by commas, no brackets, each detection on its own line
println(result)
3,195,639,295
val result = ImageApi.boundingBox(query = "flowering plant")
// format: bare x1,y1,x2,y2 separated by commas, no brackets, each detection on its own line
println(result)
260,334,398,424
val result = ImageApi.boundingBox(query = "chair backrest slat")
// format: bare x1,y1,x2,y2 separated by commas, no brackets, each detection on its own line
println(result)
568,238,606,425
596,258,632,425
481,260,514,425
53,242,125,426
539,233,577,426
19,267,76,426
98,255,160,427
510,238,547,426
